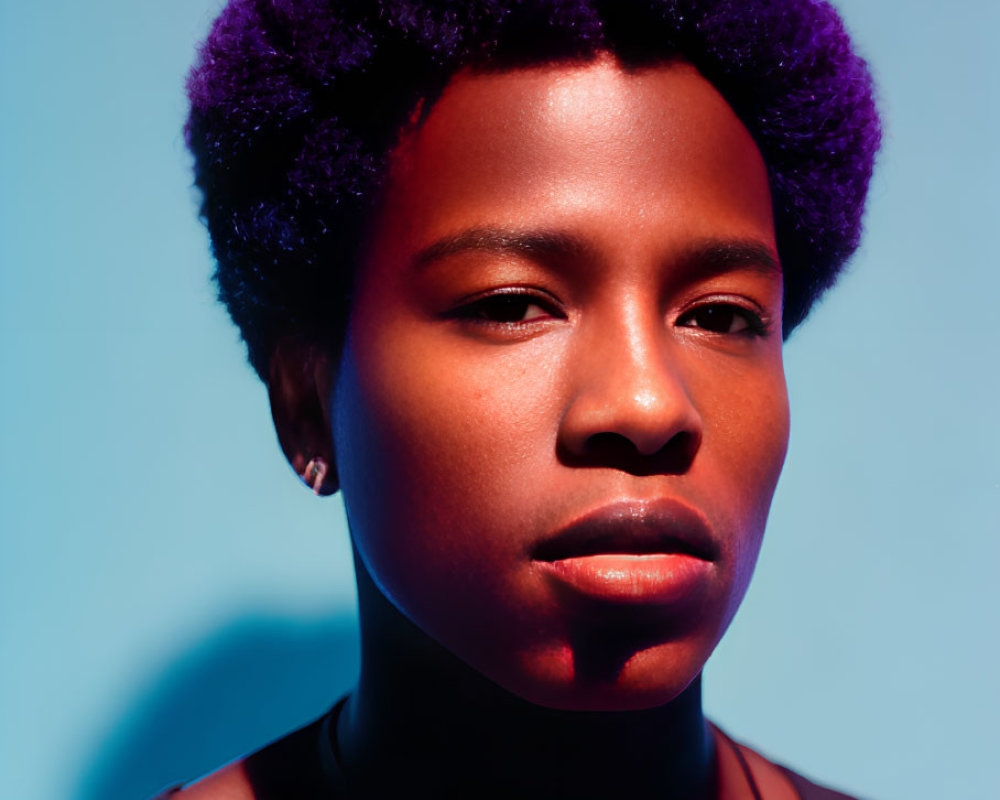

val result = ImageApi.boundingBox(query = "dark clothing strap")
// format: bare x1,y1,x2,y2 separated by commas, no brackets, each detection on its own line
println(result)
151,699,864,800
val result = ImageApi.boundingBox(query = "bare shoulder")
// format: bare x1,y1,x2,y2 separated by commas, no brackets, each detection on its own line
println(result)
151,711,339,800
712,724,799,800
715,726,866,800
167,760,255,800
737,743,801,800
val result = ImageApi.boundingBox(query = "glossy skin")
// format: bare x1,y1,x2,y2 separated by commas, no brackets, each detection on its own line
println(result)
329,57,789,712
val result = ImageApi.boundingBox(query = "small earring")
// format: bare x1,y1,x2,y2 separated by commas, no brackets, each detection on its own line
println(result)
303,457,328,496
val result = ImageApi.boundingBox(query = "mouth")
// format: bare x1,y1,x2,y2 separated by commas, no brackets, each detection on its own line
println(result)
532,499,718,606
532,498,718,563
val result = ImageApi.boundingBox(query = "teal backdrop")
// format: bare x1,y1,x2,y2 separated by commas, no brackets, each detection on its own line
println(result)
2,1,997,798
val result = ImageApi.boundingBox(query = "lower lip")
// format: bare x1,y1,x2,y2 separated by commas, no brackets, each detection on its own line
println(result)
539,554,713,605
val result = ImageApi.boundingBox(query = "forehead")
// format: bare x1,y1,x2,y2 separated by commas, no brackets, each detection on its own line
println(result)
370,56,775,275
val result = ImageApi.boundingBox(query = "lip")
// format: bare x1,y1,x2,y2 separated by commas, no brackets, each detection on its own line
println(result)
532,499,718,562
533,499,718,606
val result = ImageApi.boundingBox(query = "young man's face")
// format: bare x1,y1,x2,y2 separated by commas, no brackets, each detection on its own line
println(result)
332,57,789,710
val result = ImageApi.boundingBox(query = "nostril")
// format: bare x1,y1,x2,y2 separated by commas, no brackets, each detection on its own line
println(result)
585,432,642,461
561,430,700,476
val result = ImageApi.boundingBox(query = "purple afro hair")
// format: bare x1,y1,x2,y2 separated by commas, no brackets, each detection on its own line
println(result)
186,0,881,380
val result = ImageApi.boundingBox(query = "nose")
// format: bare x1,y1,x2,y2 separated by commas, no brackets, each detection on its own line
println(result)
558,303,703,473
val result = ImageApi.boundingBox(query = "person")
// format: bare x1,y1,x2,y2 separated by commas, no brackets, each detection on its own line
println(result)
162,0,880,797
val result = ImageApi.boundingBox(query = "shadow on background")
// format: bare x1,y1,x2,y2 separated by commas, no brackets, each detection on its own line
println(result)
76,613,361,800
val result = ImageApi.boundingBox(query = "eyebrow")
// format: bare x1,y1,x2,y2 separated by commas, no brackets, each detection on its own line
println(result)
675,239,781,277
411,227,780,276
411,228,597,271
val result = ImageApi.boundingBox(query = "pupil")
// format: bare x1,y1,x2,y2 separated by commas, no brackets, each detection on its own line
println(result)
482,296,529,322
696,306,734,332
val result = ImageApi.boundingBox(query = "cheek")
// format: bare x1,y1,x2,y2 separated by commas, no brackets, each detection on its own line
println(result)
694,356,790,600
332,324,559,578
693,347,789,491
351,321,561,474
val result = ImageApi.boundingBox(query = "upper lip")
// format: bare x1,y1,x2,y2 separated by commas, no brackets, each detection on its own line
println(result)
532,499,718,563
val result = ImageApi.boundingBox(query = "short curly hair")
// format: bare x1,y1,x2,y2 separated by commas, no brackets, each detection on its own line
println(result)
186,0,880,380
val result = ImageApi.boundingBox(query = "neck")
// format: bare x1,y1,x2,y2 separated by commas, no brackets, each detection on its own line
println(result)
336,558,717,799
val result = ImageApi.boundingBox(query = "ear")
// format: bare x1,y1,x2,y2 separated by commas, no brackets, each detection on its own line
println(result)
268,336,339,495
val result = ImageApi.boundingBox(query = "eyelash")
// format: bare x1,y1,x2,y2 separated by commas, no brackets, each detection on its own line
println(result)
449,290,771,338
448,288,565,327
675,301,770,338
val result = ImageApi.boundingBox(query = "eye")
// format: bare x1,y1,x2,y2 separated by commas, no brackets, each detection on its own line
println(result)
467,295,548,323
450,290,563,326
676,303,767,336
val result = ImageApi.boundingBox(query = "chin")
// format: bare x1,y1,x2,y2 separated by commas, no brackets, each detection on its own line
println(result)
506,639,706,712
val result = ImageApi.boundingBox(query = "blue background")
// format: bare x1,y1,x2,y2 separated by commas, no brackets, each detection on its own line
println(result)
2,1,997,798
